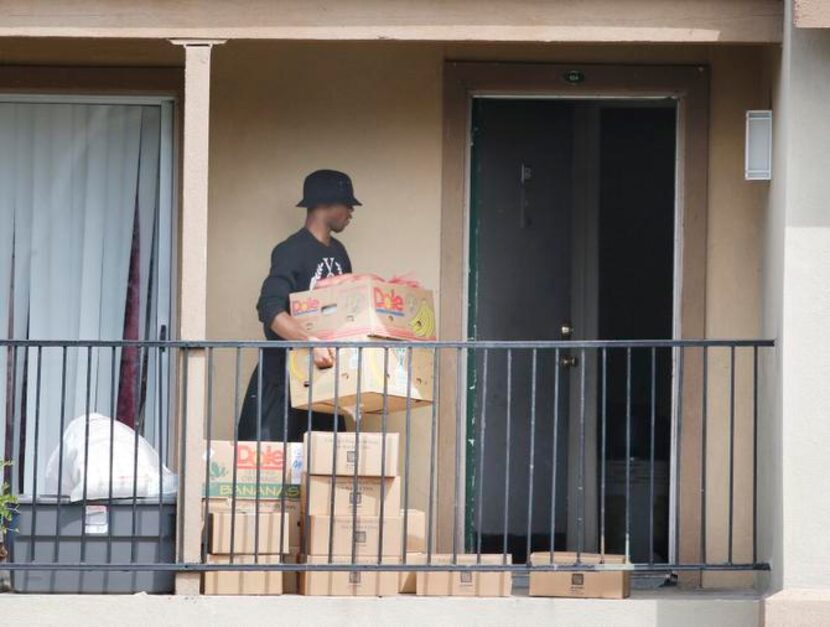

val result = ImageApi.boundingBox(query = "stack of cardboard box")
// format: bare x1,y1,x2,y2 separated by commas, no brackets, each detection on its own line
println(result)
288,276,434,594
288,278,516,596
299,431,412,596
202,440,303,595
201,434,431,595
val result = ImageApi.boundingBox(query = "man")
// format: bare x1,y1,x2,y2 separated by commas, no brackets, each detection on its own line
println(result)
238,169,359,442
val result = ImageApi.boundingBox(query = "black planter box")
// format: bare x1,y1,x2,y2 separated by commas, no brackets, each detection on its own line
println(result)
10,496,176,593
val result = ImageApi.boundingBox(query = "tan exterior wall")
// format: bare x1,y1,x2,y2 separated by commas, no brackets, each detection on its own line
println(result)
206,42,444,513
203,42,769,540
795,0,830,28
0,0,782,43
759,43,785,597
703,47,768,588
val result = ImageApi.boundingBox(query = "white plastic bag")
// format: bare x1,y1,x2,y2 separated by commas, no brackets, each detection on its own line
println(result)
44,413,177,501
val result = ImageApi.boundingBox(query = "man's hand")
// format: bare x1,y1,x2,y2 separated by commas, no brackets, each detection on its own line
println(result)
270,312,336,369
312,346,336,369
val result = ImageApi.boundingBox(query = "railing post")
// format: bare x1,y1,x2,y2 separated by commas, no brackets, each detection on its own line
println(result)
170,38,224,595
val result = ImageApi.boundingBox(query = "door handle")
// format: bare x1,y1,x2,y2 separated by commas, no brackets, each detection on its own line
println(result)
560,321,577,367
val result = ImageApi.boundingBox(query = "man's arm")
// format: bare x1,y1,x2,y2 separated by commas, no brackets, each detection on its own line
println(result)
258,244,334,369
270,312,334,368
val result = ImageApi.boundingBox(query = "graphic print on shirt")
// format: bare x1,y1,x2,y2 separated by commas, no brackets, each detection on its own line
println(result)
309,256,344,289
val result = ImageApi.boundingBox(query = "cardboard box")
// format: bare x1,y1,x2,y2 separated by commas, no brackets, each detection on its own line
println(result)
305,514,403,557
203,554,283,595
206,497,302,551
399,552,426,594
289,345,434,414
402,509,426,553
392,507,427,594
302,475,401,516
303,431,399,477
203,440,303,500
289,277,436,342
299,555,400,597
209,510,291,555
416,554,512,597
528,552,630,599
283,553,300,594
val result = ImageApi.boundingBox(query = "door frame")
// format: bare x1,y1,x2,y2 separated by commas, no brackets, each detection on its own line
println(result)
439,62,709,569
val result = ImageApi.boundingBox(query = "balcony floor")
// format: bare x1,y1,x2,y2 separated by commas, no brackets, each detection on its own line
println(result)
2,584,762,627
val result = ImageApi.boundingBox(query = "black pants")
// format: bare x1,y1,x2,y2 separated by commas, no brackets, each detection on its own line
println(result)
237,365,344,442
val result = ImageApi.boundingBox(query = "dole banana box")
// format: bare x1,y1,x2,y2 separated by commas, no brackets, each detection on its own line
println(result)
289,345,434,414
203,440,303,500
289,277,436,342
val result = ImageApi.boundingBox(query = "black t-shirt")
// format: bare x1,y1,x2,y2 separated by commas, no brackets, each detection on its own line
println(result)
256,228,352,385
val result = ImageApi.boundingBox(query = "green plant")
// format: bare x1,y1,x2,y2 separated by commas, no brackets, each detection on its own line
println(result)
0,461,17,540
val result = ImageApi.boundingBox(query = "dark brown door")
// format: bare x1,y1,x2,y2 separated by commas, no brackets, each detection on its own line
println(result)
469,98,573,557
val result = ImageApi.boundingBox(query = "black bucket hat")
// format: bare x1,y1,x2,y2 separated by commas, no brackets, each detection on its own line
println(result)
297,169,362,208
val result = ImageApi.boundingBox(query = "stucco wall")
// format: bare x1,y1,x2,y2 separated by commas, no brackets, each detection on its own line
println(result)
764,6,830,621
759,44,785,596
204,42,769,542
774,22,830,593
702,47,768,588
794,0,830,27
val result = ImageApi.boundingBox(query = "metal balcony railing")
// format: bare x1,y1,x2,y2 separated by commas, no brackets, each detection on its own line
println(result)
0,338,774,593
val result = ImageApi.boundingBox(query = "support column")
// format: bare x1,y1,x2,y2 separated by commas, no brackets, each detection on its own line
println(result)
171,38,224,596
764,2,830,623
